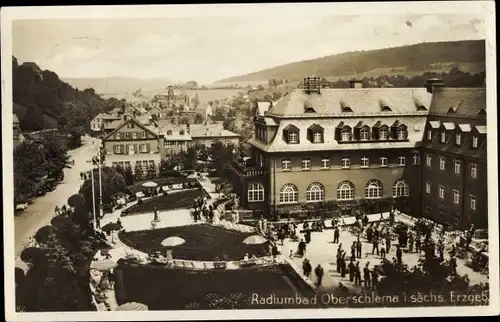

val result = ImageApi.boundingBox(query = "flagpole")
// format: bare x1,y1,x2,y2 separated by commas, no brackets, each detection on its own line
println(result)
98,138,104,220
91,163,97,230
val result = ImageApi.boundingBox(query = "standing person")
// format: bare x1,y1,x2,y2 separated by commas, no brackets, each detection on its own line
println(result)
96,218,101,229
340,252,347,278
153,207,159,222
363,263,371,289
371,268,379,290
366,226,373,244
386,236,391,253
298,239,306,258
314,264,324,286
438,243,445,262
348,259,355,282
396,245,403,265
356,238,362,258
108,268,115,290
372,237,379,255
380,240,386,260
350,241,356,261
305,230,311,244
354,261,362,286
333,226,340,243
302,258,312,278
415,235,421,253
408,233,414,253
336,245,343,273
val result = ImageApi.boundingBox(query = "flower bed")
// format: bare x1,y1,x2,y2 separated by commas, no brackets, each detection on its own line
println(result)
115,262,304,310
128,177,199,194
119,224,269,261
121,189,208,216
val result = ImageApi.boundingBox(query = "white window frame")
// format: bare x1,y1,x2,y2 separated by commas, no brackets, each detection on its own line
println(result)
125,132,131,139
412,153,420,165
116,145,122,154
393,180,409,197
321,157,330,169
248,183,265,203
454,160,461,175
289,132,298,144
469,195,476,211
398,156,406,166
341,157,351,169
426,154,432,167
341,128,351,142
438,185,444,199
456,133,461,145
132,132,138,139
472,136,478,148
281,159,291,171
379,128,388,140
115,133,121,140
313,131,322,143
301,158,311,170
141,131,147,139
380,157,388,167
306,183,325,202
439,157,446,171
470,163,477,179
360,127,370,140
427,130,432,140
337,182,354,201
453,189,460,204
280,184,298,204
365,180,382,199
441,132,446,143
397,127,406,140
140,144,148,153
361,156,369,168
425,181,431,194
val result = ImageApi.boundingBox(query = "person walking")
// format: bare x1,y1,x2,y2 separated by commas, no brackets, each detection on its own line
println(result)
386,236,391,253
333,226,340,243
356,238,362,258
314,264,324,287
380,241,386,260
348,259,355,282
396,245,403,265
354,261,362,286
372,237,379,255
363,263,371,289
302,258,312,277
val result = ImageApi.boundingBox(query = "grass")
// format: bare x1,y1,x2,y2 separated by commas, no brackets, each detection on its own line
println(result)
128,177,198,194
123,189,207,215
115,262,300,310
119,224,269,261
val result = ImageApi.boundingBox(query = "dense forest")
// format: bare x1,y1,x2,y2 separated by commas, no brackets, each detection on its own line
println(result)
218,40,485,83
12,56,123,136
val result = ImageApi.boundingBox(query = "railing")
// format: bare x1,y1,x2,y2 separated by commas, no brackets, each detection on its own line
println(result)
230,160,268,177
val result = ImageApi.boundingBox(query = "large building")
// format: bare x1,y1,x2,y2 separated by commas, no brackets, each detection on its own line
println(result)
91,113,122,133
230,77,488,229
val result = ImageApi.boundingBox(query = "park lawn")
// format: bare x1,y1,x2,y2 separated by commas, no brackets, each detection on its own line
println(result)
123,189,207,215
128,177,198,194
119,224,269,261
115,262,301,310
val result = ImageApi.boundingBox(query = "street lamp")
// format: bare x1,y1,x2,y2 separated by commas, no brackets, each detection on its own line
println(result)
85,159,97,230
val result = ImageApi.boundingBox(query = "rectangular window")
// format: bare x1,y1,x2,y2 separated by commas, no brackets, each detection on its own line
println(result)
360,156,369,168
140,144,148,153
456,133,461,145
472,136,478,148
282,159,291,171
115,133,121,140
454,160,461,174
321,157,330,169
412,154,420,165
469,195,476,210
425,181,431,194
379,129,388,140
313,132,322,143
427,130,432,140
289,132,298,144
125,132,131,139
438,185,444,199
141,131,147,139
426,154,432,167
439,157,446,171
380,157,388,167
341,157,350,169
453,189,460,204
115,145,122,154
441,132,446,143
398,157,406,166
470,163,477,179
132,132,138,139
301,158,311,170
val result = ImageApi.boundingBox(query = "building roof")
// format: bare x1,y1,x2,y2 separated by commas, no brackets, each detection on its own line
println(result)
103,117,159,141
266,88,432,117
458,124,472,132
475,125,487,134
429,88,486,117
429,121,441,129
103,120,123,130
158,123,192,141
189,123,239,138
442,122,456,130
256,101,272,117
248,116,427,152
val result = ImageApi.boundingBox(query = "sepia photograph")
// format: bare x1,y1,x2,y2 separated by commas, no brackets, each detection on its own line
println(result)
2,2,498,321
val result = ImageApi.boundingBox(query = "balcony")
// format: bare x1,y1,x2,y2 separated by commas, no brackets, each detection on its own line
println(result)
230,160,268,177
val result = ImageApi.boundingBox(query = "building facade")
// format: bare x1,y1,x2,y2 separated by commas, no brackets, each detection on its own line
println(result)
230,77,488,229
91,113,122,132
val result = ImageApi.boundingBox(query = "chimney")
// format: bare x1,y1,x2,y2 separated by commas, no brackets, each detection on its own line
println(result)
186,123,190,134
349,79,363,89
424,78,445,94
302,76,321,94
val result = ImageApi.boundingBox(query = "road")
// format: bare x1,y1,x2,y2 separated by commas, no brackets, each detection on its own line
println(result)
14,136,98,259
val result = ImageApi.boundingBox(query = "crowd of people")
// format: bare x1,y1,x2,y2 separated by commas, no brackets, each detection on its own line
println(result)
190,196,215,223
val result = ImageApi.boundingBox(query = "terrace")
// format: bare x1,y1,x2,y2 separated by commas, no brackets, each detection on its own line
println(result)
229,159,268,177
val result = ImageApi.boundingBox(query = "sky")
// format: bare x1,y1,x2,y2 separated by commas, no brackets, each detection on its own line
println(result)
12,13,486,84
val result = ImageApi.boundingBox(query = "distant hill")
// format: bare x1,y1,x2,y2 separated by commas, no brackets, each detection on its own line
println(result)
62,77,176,95
215,40,485,84
12,57,122,134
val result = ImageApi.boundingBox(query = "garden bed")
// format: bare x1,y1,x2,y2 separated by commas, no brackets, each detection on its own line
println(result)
122,189,208,216
128,177,198,194
115,262,303,310
119,224,269,261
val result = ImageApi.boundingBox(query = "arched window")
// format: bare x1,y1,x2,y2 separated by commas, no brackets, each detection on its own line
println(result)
341,127,351,142
306,183,325,202
379,127,388,140
280,184,298,204
248,183,264,202
397,127,406,140
360,126,370,140
166,130,172,136
337,181,354,201
365,180,383,199
393,179,410,197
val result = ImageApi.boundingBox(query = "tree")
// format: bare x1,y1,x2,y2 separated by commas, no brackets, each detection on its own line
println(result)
20,104,45,131
43,137,72,180
192,92,200,108
194,113,204,124
14,141,49,201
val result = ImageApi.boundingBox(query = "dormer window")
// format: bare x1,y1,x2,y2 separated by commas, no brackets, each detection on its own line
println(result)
472,136,478,148
396,127,406,140
313,132,322,143
180,130,185,135
456,133,461,145
381,106,391,112
283,125,300,144
304,100,316,113
167,130,172,136
360,127,370,140
289,132,298,143
307,124,324,143
379,98,391,112
448,107,457,114
378,126,388,140
340,100,353,113
441,132,446,143
340,127,351,142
